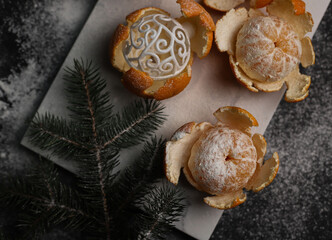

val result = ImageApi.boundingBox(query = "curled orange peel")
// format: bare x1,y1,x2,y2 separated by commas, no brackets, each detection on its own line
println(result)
165,107,279,209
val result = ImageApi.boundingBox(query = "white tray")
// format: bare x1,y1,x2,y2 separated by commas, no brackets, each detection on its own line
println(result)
21,0,330,239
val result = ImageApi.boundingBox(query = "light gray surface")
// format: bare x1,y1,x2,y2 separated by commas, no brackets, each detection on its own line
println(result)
18,0,331,239
1,0,331,239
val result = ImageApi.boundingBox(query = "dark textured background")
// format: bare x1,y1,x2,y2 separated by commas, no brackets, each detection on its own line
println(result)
0,0,331,239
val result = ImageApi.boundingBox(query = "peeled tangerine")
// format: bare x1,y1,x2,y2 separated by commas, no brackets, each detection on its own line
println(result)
214,0,315,102
110,0,215,100
165,106,279,209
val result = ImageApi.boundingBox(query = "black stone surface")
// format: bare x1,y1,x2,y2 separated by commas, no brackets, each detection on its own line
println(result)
0,1,331,239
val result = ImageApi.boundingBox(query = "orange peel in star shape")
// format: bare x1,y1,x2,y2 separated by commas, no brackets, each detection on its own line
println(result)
214,0,315,102
110,0,215,100
164,106,280,210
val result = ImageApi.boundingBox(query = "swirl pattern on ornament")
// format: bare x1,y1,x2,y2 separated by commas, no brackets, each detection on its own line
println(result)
123,14,191,80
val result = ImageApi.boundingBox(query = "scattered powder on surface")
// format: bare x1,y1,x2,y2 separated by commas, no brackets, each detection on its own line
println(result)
0,0,96,176
0,1,331,239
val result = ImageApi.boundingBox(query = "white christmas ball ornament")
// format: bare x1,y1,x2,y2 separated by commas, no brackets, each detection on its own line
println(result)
123,14,191,80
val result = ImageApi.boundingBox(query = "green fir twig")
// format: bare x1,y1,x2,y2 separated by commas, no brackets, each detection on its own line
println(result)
0,59,184,240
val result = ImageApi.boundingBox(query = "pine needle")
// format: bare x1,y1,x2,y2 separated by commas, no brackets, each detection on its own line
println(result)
0,59,185,239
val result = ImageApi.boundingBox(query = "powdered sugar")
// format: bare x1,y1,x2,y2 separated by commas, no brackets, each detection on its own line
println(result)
236,16,302,82
0,0,94,175
187,126,257,195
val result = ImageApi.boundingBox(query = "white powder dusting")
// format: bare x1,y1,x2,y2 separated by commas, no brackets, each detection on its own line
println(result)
236,16,302,82
187,126,257,195
0,0,95,175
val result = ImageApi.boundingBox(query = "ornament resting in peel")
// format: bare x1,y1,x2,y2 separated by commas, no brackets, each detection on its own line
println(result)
123,14,191,81
111,0,215,100
164,106,280,209
214,0,315,102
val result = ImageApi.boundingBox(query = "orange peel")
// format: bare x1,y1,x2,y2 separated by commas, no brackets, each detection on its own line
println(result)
291,0,306,15
250,0,273,8
213,105,258,136
204,0,245,12
300,36,315,68
252,133,267,166
284,66,311,102
204,190,247,210
246,152,279,192
215,0,315,102
215,8,248,55
267,0,313,38
229,55,285,93
177,0,216,58
165,122,213,185
110,0,215,100
165,106,279,209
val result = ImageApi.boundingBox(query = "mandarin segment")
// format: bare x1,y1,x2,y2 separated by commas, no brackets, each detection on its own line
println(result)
187,126,257,195
236,16,302,82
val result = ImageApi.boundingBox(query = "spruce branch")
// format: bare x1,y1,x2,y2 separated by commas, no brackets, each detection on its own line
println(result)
136,185,185,240
0,228,7,240
27,113,93,158
110,137,166,219
19,208,51,239
63,59,114,134
100,99,166,149
66,61,166,240
0,158,98,238
2,58,185,239
115,184,185,240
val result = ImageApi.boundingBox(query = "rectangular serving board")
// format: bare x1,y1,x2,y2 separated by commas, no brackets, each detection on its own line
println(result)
21,0,330,239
